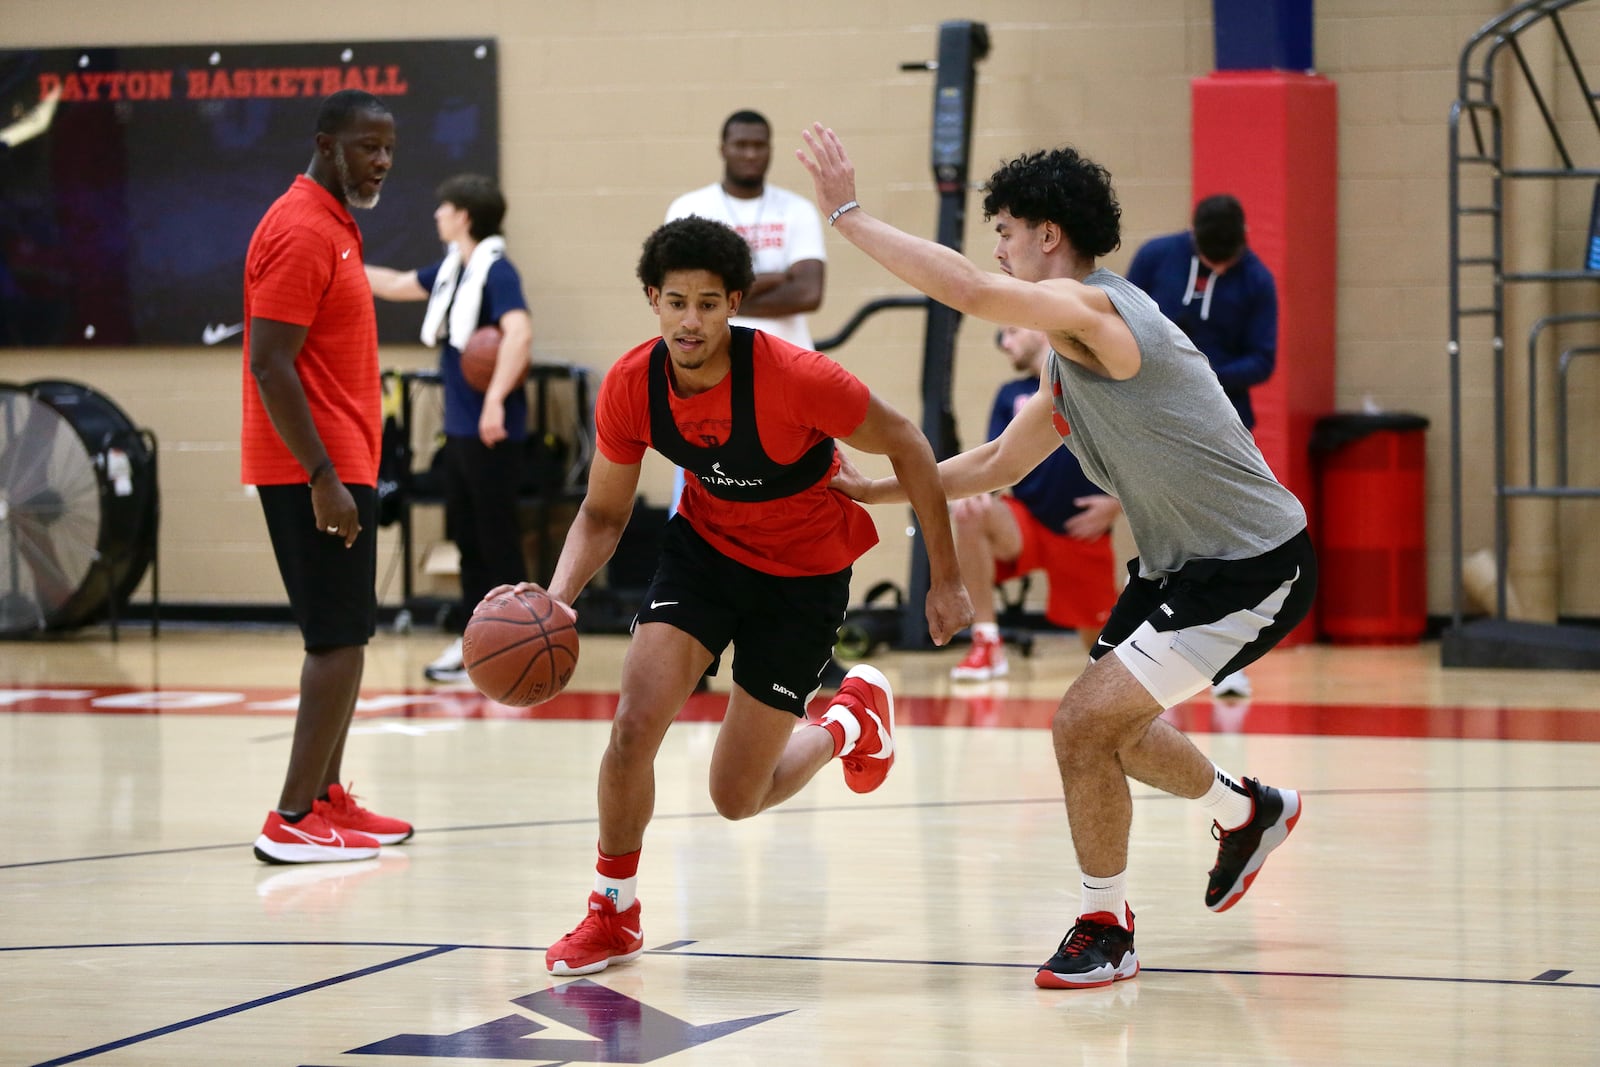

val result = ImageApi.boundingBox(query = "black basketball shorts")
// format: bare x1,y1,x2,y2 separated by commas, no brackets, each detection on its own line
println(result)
633,516,850,716
258,483,378,651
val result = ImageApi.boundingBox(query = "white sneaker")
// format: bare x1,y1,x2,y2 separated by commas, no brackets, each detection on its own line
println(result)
424,637,466,683
1211,669,1252,699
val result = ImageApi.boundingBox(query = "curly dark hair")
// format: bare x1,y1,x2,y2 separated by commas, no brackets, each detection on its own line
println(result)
981,147,1122,259
636,216,755,296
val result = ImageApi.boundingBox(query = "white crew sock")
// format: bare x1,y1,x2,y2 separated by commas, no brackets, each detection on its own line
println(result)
594,872,639,912
1080,871,1129,927
1199,764,1255,830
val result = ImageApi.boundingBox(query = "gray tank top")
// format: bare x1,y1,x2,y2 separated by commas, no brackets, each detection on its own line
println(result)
1046,268,1305,579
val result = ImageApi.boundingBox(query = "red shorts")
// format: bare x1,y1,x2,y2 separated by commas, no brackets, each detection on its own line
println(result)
993,495,1117,631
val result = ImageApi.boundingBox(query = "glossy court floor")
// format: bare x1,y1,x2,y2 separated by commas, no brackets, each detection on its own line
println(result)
1,620,1598,1066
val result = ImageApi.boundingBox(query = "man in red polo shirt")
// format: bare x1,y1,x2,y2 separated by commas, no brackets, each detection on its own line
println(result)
241,89,412,863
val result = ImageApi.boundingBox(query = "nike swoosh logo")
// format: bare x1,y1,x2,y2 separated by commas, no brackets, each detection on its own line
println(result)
622,927,642,939
650,600,678,609
862,709,893,759
201,322,244,345
1094,638,1114,649
342,248,352,259
285,824,343,846
1128,639,1160,664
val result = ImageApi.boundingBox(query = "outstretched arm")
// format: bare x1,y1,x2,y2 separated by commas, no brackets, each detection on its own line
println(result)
837,394,974,645
365,265,427,301
835,386,1062,507
799,127,1084,327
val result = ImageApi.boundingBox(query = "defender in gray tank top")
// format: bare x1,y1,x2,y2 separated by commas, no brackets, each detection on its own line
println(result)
1050,268,1305,580
800,126,1318,992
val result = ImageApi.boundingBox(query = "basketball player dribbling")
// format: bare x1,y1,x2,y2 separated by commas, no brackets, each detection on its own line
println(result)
488,216,972,976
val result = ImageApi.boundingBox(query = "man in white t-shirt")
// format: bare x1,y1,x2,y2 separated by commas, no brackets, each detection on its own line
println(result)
665,109,826,347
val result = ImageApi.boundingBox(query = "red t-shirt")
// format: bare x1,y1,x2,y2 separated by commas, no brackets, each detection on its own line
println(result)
240,175,381,486
596,331,878,576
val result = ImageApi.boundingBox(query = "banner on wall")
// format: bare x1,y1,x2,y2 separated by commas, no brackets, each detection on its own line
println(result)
0,38,498,347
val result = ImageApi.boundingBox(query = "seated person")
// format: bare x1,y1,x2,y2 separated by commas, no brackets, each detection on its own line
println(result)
951,326,1122,681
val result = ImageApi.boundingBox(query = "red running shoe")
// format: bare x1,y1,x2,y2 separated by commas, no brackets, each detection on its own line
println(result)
253,810,380,865
546,891,645,976
950,632,1009,681
315,783,414,845
833,664,896,794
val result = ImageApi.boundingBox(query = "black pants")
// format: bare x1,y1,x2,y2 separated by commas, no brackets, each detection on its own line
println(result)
443,434,526,629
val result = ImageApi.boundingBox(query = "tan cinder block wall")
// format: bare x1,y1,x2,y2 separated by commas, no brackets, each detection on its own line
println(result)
9,0,1597,618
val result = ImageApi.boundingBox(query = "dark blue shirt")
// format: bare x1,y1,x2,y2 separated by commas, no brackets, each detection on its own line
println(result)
416,256,530,440
1126,231,1277,429
991,376,1107,533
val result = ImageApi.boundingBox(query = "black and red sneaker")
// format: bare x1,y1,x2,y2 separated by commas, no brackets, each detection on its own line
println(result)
1035,906,1139,989
1206,777,1301,912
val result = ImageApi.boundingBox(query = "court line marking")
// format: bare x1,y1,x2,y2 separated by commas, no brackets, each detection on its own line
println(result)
13,939,1593,1063
4,937,1593,991
28,945,456,1067
4,784,1598,871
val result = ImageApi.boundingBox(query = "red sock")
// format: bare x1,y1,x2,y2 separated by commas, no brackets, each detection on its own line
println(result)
596,844,640,880
815,718,847,757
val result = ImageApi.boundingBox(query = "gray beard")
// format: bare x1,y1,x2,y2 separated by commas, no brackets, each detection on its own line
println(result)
334,144,380,209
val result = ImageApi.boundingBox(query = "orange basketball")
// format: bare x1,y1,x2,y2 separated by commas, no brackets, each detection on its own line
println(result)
460,324,502,392
462,587,579,706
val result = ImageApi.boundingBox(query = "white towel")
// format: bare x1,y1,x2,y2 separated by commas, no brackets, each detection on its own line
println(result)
419,235,506,349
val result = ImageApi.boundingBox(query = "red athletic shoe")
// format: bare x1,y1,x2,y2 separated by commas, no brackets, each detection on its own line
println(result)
833,664,896,794
315,783,414,845
951,632,1008,681
253,810,380,865
546,891,645,976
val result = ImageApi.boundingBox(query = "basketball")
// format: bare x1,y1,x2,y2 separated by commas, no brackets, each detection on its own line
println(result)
462,586,580,706
460,324,502,393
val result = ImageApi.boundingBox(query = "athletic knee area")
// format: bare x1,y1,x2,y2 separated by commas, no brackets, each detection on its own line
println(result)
708,781,764,821
1051,697,1113,739
606,709,671,762
1051,702,1124,764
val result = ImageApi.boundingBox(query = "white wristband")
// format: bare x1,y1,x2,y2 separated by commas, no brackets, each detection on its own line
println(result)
828,200,861,225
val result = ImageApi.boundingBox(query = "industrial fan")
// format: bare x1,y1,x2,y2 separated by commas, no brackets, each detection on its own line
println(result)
0,380,158,635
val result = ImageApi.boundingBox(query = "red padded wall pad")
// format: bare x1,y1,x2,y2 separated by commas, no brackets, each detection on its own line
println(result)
1192,71,1338,644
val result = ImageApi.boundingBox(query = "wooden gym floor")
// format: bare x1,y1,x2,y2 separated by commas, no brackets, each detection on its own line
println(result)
1,622,1597,1065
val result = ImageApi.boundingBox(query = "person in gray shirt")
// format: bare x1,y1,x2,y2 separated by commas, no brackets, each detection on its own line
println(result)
799,124,1317,991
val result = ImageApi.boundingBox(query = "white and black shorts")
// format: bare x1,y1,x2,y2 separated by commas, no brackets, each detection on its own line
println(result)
1093,529,1317,708
634,516,850,716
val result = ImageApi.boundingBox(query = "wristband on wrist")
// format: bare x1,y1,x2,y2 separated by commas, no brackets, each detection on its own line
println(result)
828,200,861,225
307,458,335,486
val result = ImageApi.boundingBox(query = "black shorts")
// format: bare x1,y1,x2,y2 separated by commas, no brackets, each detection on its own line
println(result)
258,483,378,650
633,516,850,716
1094,529,1317,704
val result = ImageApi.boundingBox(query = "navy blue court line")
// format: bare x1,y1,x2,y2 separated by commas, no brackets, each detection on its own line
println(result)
13,938,1595,1063
5,783,1599,871
29,945,456,1067
4,938,1595,993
